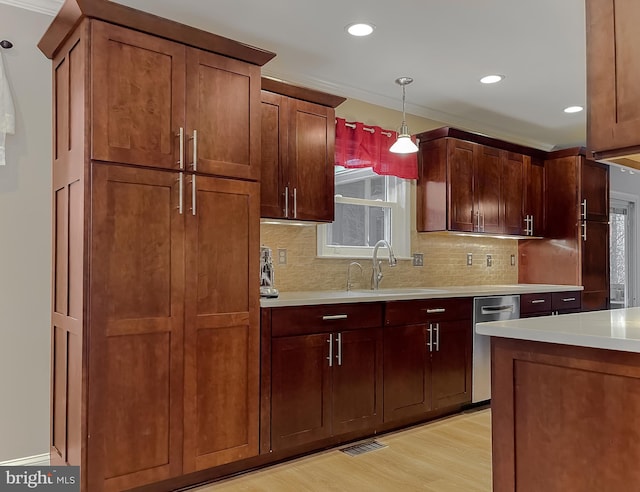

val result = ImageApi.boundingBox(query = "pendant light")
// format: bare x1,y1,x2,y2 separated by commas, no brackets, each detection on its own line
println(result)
389,77,419,154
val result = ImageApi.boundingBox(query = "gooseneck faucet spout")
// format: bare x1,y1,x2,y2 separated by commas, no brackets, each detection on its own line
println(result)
371,239,397,290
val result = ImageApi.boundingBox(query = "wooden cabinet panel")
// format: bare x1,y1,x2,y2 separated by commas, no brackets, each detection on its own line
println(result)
260,91,288,217
502,152,526,235
551,292,582,312
270,334,332,451
520,293,552,316
260,82,341,221
287,99,334,221
186,49,260,180
383,324,431,422
432,319,472,409
91,21,185,170
475,145,502,234
448,139,476,232
524,158,545,236
183,176,260,470
88,164,185,491
582,160,609,222
332,328,383,436
582,220,610,311
543,156,580,240
586,0,640,157
385,297,472,326
272,303,383,337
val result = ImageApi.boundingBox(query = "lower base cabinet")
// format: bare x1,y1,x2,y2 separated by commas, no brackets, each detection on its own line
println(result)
267,304,384,452
383,298,473,422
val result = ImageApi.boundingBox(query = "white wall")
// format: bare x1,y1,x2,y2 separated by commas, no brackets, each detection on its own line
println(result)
610,165,640,307
0,3,52,461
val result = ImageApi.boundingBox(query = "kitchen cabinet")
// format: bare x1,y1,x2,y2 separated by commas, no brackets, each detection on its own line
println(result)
519,150,609,311
520,291,582,318
41,2,272,491
260,78,345,222
383,298,472,422
523,158,545,237
416,127,544,236
92,21,262,181
586,0,640,160
266,303,383,452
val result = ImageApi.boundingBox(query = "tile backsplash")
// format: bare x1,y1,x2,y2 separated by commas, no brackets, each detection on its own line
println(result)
260,223,518,292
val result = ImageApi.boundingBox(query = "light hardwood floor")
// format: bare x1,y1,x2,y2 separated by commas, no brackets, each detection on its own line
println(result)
193,408,492,491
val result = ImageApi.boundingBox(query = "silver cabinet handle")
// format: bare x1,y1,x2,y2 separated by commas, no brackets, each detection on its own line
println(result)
336,332,342,366
284,186,289,218
531,299,546,304
191,129,198,171
177,174,183,215
434,323,440,352
475,211,480,232
427,324,433,352
582,222,587,241
177,127,184,170
293,187,298,219
581,199,587,219
530,215,534,235
425,308,446,314
327,334,333,367
562,297,576,302
481,305,514,314
190,175,196,216
322,314,348,321
524,215,530,235
481,212,485,232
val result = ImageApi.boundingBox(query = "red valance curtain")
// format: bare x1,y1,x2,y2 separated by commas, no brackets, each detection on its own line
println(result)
334,118,418,179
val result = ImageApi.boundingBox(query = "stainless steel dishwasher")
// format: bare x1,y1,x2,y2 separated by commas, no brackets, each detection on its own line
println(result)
472,295,520,403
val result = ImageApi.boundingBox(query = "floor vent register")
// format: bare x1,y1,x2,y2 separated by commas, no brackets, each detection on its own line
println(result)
339,440,388,457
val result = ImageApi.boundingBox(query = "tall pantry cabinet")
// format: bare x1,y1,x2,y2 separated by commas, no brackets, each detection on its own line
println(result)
39,1,275,491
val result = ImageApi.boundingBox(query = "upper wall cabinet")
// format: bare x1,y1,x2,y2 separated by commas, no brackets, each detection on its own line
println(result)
586,0,640,160
260,78,345,222
416,128,543,237
91,21,261,181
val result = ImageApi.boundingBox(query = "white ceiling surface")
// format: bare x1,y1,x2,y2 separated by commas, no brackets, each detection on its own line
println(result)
11,0,588,151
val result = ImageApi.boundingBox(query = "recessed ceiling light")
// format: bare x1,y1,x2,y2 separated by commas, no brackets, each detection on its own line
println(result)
480,74,504,84
563,106,584,113
346,23,375,37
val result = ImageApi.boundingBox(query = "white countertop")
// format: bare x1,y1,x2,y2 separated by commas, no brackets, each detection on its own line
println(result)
476,307,640,353
260,284,583,308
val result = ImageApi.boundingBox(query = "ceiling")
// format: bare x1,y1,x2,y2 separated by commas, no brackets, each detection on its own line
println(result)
11,0,588,151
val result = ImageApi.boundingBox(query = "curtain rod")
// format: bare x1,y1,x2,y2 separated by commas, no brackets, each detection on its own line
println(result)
0,40,13,49
340,120,393,137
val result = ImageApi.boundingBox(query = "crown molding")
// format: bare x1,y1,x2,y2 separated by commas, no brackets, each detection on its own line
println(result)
0,0,62,15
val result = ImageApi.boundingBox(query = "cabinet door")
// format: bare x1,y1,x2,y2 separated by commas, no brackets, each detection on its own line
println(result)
88,164,185,491
448,139,476,232
288,99,335,221
383,324,431,422
582,160,609,222
260,91,289,218
502,152,526,235
431,319,472,409
91,21,186,170
186,48,261,181
332,328,383,436
582,220,610,311
525,158,545,236
183,176,260,471
586,0,640,157
476,145,502,234
271,334,332,451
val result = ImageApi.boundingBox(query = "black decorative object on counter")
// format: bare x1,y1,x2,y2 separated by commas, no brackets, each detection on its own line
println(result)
0,40,13,49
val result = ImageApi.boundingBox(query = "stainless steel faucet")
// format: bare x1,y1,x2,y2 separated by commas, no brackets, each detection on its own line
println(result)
371,239,397,290
346,261,363,291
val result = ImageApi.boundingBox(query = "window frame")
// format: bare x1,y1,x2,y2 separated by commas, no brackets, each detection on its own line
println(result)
317,168,411,259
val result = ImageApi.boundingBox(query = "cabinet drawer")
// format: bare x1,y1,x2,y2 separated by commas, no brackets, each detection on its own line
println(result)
385,297,472,326
520,293,552,315
271,303,383,337
552,291,582,311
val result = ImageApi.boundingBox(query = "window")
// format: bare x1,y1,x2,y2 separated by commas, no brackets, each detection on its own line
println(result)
317,167,411,258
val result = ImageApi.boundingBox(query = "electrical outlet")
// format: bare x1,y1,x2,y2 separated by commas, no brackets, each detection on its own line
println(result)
511,254,516,266
467,253,473,266
412,253,424,267
277,248,287,265
486,254,493,267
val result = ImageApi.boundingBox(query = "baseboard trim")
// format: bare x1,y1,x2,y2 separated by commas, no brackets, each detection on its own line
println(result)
0,453,50,466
